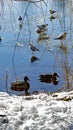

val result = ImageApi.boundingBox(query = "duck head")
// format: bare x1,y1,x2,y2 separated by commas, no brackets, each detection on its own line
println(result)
53,73,60,78
24,76,30,82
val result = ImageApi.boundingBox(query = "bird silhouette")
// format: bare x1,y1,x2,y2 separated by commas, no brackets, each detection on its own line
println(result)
11,76,30,94
54,32,67,40
30,56,39,62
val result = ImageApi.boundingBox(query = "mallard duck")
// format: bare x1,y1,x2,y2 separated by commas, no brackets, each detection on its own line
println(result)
54,32,67,40
11,76,30,94
39,72,59,84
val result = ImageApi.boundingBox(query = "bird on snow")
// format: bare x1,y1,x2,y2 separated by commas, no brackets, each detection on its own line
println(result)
54,32,67,40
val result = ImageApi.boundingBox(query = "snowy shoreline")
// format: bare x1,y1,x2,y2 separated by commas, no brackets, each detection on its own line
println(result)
0,91,73,130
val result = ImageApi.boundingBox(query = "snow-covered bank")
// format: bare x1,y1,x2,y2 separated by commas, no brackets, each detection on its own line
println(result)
0,91,73,130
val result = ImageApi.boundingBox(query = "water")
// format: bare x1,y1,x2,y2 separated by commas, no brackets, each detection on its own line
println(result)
0,0,73,94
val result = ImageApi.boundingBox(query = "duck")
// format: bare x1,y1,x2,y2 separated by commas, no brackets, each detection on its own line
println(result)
54,32,67,40
49,10,56,14
11,76,30,94
0,36,2,42
36,24,48,34
39,72,59,84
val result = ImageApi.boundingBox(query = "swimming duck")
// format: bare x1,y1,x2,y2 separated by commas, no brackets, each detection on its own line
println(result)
54,32,67,40
11,76,30,94
39,72,59,84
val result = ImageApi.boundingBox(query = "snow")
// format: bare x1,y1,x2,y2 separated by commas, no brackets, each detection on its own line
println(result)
0,91,73,130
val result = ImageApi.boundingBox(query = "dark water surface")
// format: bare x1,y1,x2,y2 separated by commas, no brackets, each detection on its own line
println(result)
0,0,73,94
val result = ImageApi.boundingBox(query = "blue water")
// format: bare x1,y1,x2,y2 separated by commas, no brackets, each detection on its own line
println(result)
0,0,73,94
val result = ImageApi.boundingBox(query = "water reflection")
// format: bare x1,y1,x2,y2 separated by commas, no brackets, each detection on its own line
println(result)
39,72,59,85
0,0,73,94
